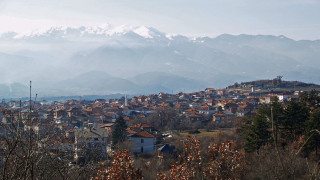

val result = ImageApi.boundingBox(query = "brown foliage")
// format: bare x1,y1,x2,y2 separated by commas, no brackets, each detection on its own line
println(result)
158,136,243,180
93,150,142,180
168,136,202,180
203,142,243,179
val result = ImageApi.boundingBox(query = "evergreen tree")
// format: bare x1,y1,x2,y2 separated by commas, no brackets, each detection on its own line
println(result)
258,97,283,125
244,114,271,153
271,97,284,125
305,109,320,154
243,98,283,153
112,116,128,145
283,99,309,140
300,89,320,111
308,89,320,109
258,99,284,143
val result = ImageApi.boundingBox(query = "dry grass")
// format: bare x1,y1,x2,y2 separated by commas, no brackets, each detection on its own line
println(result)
178,129,234,137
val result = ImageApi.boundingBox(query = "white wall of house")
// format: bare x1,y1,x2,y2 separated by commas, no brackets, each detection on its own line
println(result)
277,95,291,102
189,104,200,108
129,137,156,153
265,97,272,104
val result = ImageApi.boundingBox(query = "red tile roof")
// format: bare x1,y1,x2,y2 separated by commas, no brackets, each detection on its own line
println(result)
214,112,227,117
126,128,138,134
133,130,156,138
99,123,114,128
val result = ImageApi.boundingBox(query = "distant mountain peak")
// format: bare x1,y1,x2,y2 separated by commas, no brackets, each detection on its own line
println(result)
133,26,154,39
0,25,320,97
1,24,165,40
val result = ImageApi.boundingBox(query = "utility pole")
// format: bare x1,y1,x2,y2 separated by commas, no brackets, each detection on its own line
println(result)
18,100,21,134
29,81,32,145
30,81,32,115
271,106,288,179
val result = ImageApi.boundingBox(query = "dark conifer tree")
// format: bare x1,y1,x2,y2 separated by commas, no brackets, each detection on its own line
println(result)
244,113,271,153
112,116,127,145
283,99,309,140
305,109,320,154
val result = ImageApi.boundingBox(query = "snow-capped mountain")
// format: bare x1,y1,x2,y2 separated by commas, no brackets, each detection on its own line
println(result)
0,25,319,98
1,24,167,41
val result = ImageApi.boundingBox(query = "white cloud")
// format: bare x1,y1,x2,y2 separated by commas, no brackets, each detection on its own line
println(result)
288,0,319,4
0,16,56,34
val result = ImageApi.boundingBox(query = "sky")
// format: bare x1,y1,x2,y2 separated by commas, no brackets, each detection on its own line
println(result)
0,0,320,40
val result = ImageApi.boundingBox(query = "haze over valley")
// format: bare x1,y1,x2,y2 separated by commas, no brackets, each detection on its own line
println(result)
0,25,320,98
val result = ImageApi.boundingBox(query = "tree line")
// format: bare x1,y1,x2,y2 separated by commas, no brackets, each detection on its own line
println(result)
241,90,320,154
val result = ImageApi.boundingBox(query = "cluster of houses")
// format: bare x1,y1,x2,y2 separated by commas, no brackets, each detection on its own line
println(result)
0,88,301,163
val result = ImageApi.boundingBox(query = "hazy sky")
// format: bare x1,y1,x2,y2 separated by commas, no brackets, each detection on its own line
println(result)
0,0,319,40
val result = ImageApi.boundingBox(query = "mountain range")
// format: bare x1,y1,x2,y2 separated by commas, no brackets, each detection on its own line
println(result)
0,25,319,98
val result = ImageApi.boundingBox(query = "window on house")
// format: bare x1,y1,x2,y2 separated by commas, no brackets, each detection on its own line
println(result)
94,138,99,141
141,139,144,143
141,146,144,153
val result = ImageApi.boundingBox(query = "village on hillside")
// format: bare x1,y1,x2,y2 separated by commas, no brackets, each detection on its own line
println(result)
1,79,317,166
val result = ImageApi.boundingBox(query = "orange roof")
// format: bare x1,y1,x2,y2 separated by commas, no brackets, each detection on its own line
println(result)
214,112,226,117
185,108,199,114
123,117,130,121
133,130,156,138
199,106,210,110
137,114,146,118
126,128,138,134
99,123,114,128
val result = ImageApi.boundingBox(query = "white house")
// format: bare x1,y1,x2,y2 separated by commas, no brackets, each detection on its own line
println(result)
189,102,201,108
128,131,156,153
277,92,292,102
127,123,157,153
